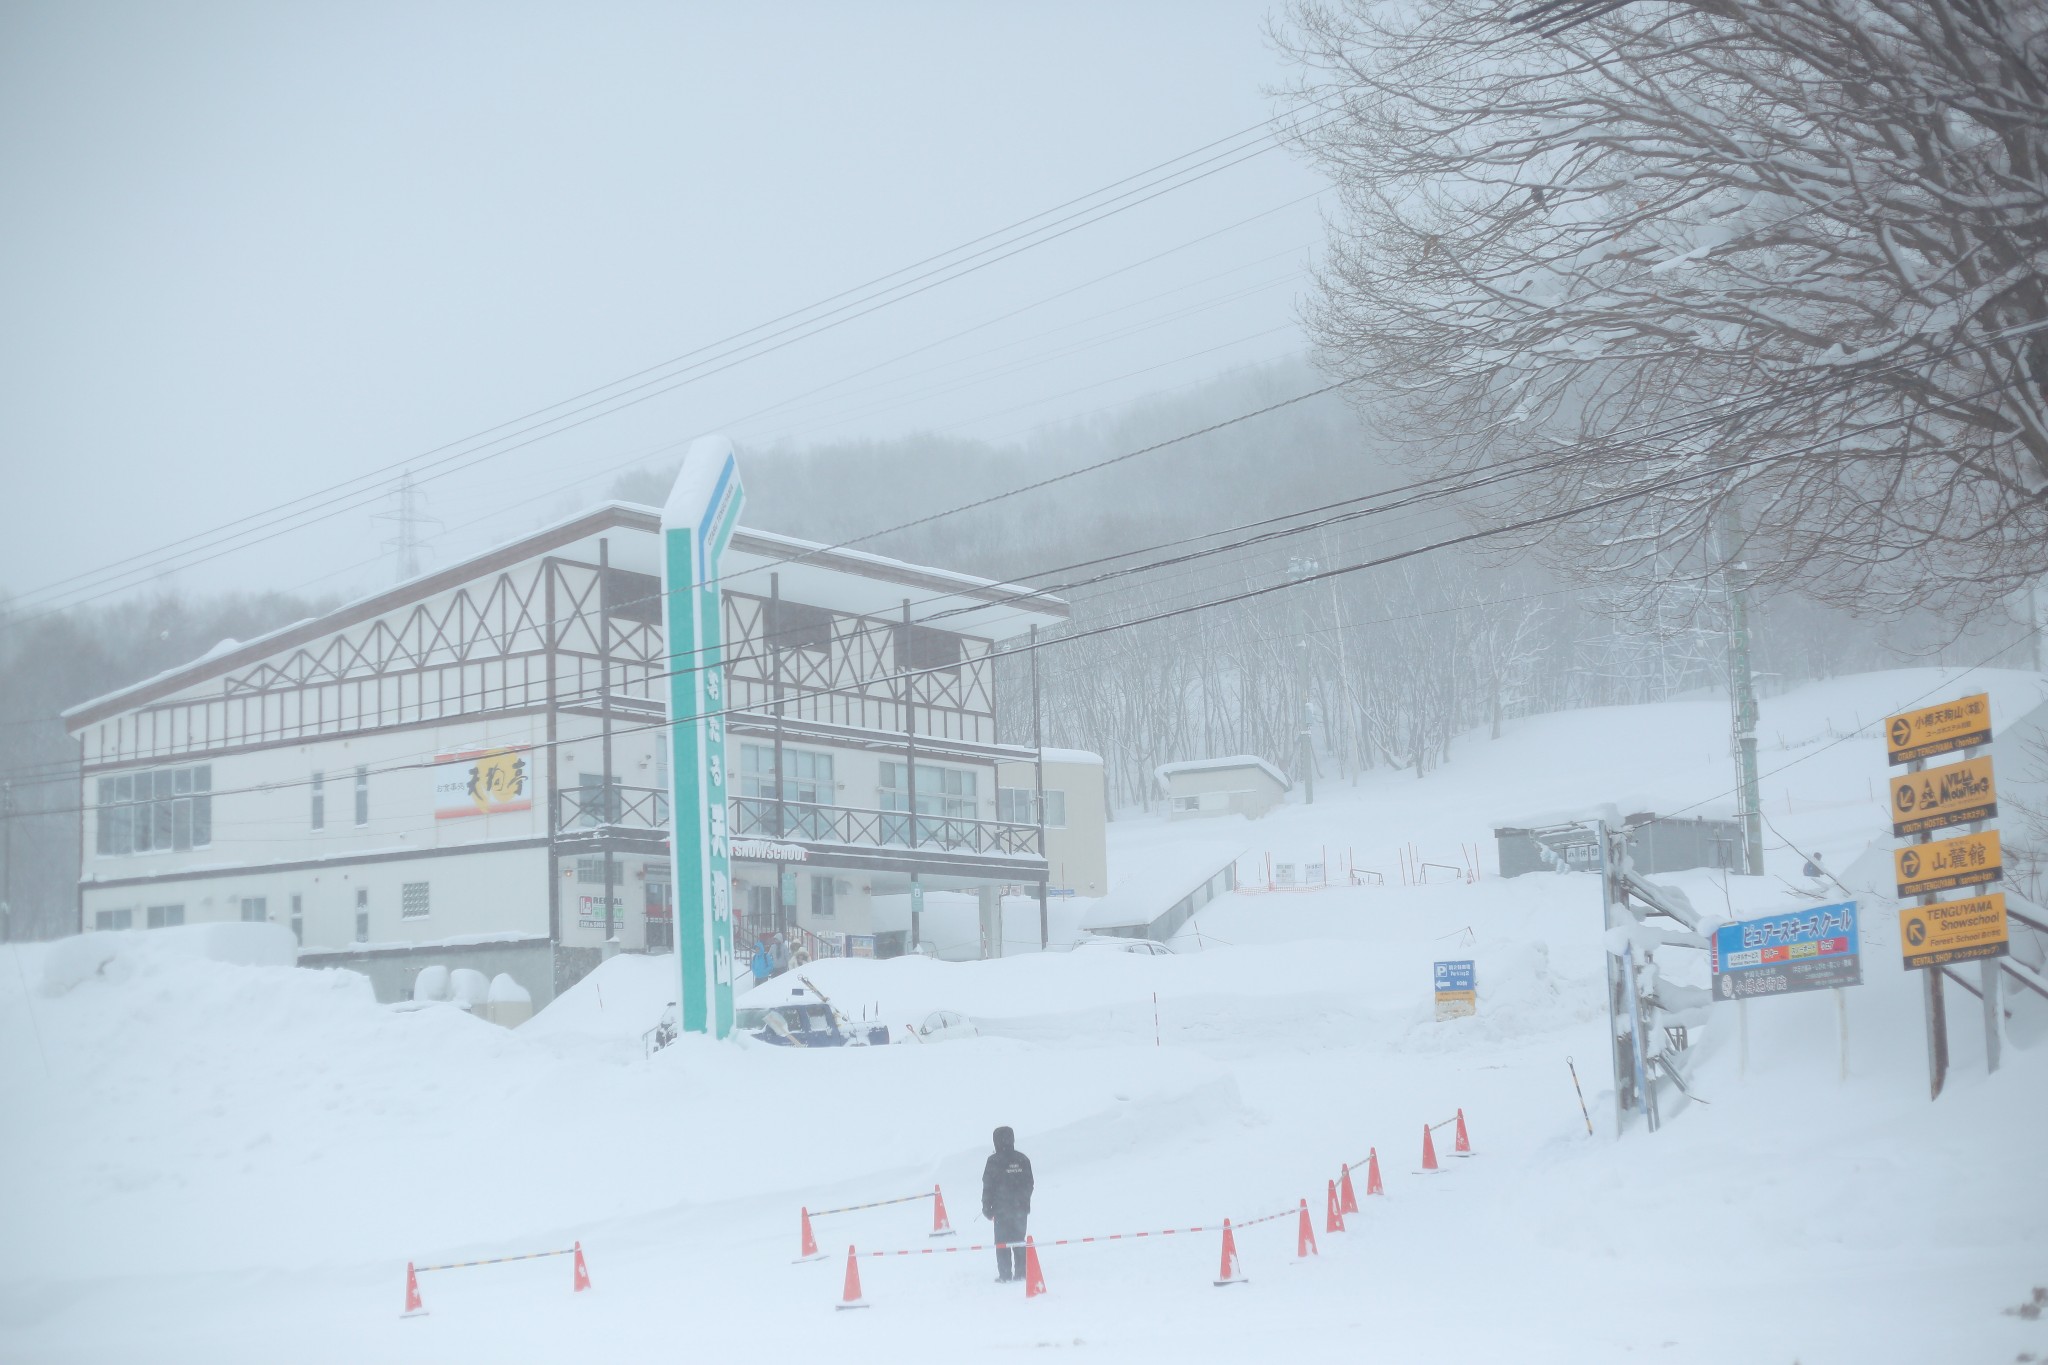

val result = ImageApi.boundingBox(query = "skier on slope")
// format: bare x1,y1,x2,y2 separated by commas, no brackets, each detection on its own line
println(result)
981,1126,1035,1284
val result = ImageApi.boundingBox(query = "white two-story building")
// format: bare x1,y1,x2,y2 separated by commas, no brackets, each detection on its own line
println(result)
64,501,1068,1005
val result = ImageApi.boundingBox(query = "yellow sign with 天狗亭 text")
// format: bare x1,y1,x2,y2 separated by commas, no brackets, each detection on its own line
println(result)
433,747,532,820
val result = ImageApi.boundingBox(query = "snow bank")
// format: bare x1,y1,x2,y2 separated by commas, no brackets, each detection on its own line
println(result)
38,922,296,996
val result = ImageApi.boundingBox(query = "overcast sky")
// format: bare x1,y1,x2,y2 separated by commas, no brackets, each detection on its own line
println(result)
0,2,1323,618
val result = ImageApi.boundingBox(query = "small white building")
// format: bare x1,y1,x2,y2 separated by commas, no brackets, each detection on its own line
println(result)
996,748,1108,898
1155,756,1290,821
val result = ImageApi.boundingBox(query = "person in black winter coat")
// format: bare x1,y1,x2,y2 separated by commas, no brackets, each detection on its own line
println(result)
981,1126,1034,1283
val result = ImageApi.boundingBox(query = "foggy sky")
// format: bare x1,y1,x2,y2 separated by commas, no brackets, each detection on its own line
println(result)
0,2,1321,618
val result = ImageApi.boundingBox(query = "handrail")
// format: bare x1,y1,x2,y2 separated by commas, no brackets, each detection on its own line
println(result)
556,784,669,831
730,795,1039,857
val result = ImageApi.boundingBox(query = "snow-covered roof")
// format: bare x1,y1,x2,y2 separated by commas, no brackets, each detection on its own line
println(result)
1077,844,1244,930
65,498,1069,729
1153,755,1290,794
997,747,1103,768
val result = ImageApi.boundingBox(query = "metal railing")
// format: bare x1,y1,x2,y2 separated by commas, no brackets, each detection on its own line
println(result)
730,796,1039,857
556,784,670,831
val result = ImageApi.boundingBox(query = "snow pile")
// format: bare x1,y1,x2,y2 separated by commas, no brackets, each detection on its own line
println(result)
2,668,2046,1363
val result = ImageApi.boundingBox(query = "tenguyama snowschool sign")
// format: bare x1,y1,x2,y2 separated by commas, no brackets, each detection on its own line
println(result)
663,435,745,1039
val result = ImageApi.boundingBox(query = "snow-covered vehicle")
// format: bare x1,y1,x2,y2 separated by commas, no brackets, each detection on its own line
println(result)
908,1009,978,1042
736,977,890,1047
1072,934,1175,956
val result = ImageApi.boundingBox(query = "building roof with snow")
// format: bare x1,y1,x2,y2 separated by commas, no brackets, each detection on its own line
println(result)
1153,755,1289,794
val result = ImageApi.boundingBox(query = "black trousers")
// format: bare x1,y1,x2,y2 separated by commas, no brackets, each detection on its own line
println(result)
993,1213,1027,1279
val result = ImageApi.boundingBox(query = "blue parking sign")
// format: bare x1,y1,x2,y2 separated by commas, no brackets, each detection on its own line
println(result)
1434,959,1475,1019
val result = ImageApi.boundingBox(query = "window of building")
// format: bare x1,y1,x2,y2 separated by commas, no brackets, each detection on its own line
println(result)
311,772,325,831
1172,794,1200,813
146,904,184,929
576,773,622,827
240,897,267,923
94,908,133,931
573,859,618,892
290,894,303,946
764,598,835,653
737,745,834,837
810,874,836,918
94,765,212,855
892,622,961,673
354,767,369,826
354,888,368,943
998,788,1067,828
401,882,429,919
880,763,977,819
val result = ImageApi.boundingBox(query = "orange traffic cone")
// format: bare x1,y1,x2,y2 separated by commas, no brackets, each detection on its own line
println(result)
1213,1219,1247,1286
1022,1237,1047,1298
931,1185,955,1238
1365,1147,1385,1196
1296,1198,1318,1258
572,1241,591,1292
1325,1179,1345,1234
797,1207,825,1262
402,1262,427,1317
1453,1108,1473,1156
836,1245,868,1310
1419,1122,1440,1174
1338,1163,1359,1215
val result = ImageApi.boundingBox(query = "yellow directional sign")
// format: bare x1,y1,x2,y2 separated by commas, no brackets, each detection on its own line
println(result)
1899,893,2011,971
1884,693,1991,765
1894,829,2002,898
1889,757,1998,837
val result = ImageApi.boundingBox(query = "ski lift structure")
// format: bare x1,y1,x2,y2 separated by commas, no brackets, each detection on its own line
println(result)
1597,820,1714,1135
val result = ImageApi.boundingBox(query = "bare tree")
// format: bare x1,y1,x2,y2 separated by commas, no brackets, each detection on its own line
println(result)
1280,0,2048,612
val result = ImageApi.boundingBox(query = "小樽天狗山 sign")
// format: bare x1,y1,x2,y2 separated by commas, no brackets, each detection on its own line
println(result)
1893,829,2002,899
1711,901,1862,1000
663,434,746,1040
1884,693,1991,765
1434,959,1475,1020
1889,757,1997,838
1899,893,2010,972
432,747,532,819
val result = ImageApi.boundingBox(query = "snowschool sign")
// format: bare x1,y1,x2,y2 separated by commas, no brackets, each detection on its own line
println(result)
663,435,745,1040
1434,959,1476,1020
1711,901,1862,1000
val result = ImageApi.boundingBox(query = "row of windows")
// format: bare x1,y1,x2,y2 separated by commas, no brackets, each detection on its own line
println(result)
996,787,1067,829
95,883,428,942
94,904,186,930
94,764,212,855
310,768,369,831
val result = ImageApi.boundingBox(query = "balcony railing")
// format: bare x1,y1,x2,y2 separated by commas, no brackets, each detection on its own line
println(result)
556,783,670,831
554,786,1041,859
731,796,1040,858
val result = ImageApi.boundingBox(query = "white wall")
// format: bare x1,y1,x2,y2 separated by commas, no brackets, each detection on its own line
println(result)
81,844,549,950
997,756,1107,895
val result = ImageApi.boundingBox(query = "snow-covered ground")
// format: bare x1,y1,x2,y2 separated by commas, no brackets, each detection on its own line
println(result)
3,668,2046,1363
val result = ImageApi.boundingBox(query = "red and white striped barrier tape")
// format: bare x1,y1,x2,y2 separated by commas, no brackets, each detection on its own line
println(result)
852,1207,1295,1258
810,1191,935,1218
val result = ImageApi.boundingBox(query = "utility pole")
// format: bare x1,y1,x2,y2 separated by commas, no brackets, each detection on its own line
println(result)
1716,501,1765,876
1288,557,1317,804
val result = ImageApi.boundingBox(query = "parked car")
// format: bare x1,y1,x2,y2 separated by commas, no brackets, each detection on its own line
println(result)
909,1009,979,1042
1072,935,1175,956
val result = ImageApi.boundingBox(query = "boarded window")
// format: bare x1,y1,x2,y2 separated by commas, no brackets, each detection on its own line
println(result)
765,599,834,653
893,623,961,673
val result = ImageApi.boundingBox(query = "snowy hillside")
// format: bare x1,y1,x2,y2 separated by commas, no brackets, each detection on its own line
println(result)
3,668,2046,1363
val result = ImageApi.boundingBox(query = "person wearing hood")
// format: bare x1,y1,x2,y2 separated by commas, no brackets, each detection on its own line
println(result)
981,1126,1034,1283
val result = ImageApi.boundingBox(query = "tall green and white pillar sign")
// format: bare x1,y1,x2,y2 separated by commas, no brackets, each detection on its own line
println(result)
662,434,745,1038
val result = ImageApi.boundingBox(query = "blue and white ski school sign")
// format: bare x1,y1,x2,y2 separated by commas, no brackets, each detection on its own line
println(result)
1711,900,1862,1002
662,435,746,1040
1434,959,1475,1020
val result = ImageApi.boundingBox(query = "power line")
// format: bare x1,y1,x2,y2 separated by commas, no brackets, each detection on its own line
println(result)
1,112,1331,625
